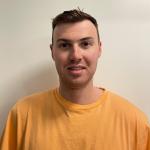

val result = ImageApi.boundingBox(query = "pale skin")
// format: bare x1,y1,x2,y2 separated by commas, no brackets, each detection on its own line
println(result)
51,20,104,104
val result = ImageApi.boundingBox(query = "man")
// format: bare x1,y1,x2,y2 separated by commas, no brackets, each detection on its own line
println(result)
0,9,150,150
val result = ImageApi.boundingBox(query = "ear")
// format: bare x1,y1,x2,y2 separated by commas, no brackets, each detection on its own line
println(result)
98,41,102,58
50,44,55,60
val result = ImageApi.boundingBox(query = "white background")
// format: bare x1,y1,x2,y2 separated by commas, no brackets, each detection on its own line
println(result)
0,0,150,135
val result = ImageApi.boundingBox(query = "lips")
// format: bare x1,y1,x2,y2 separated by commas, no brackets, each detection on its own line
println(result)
66,65,86,70
65,65,86,76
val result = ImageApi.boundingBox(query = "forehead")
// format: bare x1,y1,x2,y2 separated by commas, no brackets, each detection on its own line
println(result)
53,20,98,42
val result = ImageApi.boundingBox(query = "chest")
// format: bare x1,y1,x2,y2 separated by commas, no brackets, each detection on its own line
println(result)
20,109,137,150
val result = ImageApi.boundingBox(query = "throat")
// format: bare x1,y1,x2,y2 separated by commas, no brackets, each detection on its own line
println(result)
59,85,102,105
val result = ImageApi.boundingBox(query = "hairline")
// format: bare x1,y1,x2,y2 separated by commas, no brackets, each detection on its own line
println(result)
52,19,100,45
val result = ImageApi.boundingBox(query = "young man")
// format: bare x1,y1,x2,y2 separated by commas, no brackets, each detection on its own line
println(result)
0,9,150,150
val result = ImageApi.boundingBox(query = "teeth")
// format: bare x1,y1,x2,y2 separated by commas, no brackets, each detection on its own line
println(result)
68,67,82,70
67,65,85,70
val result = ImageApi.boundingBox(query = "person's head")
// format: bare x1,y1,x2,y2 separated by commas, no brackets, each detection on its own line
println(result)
50,9,102,88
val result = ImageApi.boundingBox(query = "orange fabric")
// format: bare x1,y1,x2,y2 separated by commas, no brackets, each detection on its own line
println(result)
0,88,150,150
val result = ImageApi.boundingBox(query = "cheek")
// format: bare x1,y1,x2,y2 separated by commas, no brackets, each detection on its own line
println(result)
87,52,99,64
93,49,101,62
54,52,68,66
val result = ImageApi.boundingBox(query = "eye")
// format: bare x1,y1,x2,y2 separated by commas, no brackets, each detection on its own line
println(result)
80,41,93,49
58,42,71,49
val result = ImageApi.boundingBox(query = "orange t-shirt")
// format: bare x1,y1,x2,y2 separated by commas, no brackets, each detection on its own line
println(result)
0,88,150,150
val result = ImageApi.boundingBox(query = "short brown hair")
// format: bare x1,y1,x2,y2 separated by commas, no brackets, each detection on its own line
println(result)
52,9,100,43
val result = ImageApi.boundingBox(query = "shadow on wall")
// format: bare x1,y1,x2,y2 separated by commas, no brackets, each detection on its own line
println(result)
0,63,58,135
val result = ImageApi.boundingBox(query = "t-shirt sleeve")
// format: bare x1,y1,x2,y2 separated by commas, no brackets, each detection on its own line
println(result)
142,118,150,150
147,124,150,150
0,106,17,150
138,116,150,150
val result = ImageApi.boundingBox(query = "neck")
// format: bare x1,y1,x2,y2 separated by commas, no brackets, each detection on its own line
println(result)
59,81,101,104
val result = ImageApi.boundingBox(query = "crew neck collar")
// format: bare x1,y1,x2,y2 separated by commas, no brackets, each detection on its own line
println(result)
54,87,108,111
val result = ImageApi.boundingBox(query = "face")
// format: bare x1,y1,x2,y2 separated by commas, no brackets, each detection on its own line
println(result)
51,20,102,88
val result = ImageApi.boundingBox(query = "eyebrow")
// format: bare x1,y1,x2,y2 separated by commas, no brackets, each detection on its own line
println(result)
56,37,94,43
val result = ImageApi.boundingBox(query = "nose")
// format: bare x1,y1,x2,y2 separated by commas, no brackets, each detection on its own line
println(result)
69,45,82,63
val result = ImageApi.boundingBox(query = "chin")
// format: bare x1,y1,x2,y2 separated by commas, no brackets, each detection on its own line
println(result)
61,77,93,88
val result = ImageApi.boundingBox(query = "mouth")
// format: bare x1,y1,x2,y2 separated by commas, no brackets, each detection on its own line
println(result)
65,65,86,76
66,65,86,70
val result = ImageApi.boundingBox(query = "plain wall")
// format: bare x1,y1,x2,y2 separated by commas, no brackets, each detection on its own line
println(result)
0,0,150,135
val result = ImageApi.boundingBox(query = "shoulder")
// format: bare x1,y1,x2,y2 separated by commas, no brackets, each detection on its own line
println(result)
105,90,149,126
11,89,55,116
106,90,150,148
